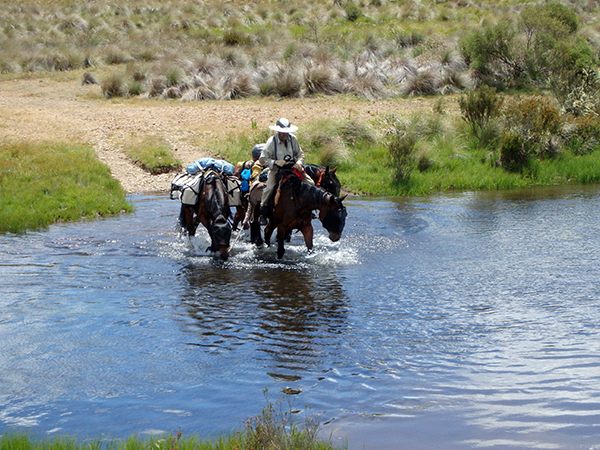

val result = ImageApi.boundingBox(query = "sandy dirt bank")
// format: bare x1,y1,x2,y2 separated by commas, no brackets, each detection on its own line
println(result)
0,76,442,194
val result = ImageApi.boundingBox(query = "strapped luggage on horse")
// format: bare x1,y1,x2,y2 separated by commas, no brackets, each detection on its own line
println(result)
171,158,238,207
170,172,203,205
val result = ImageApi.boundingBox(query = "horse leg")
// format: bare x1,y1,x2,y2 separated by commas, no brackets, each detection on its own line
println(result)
276,228,287,259
264,220,275,248
250,220,263,247
232,205,245,231
300,222,314,253
182,205,196,236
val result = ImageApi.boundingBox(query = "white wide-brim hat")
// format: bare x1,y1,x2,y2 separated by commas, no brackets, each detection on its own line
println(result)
269,118,298,133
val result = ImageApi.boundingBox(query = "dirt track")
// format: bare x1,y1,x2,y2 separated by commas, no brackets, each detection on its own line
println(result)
0,76,442,194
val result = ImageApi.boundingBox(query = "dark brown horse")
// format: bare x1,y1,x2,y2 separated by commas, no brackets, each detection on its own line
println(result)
263,173,347,259
303,164,342,197
180,170,232,260
241,165,342,248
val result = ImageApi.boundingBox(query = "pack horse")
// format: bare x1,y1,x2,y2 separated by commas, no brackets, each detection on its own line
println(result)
171,159,241,261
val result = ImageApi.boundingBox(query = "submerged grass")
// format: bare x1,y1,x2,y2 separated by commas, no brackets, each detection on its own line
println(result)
0,141,132,234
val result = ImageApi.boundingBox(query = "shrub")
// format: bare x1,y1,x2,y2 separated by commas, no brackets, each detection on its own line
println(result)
148,76,167,97
220,73,258,99
315,138,349,167
104,45,132,65
344,1,362,22
81,71,99,85
272,67,303,97
389,129,417,181
501,95,563,158
401,68,437,96
499,131,529,172
458,85,504,142
164,67,185,87
547,39,600,111
304,65,343,96
344,71,385,100
222,27,252,46
459,21,523,87
564,115,600,155
387,114,436,182
126,80,145,96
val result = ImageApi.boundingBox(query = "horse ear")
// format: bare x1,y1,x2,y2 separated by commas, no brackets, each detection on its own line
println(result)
339,194,347,201
332,166,338,173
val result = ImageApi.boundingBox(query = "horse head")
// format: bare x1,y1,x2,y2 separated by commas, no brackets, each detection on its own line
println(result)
305,164,341,197
211,213,232,260
319,194,347,242
202,171,232,260
320,166,341,197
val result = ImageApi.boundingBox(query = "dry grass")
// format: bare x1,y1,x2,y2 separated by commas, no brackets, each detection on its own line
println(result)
4,0,596,102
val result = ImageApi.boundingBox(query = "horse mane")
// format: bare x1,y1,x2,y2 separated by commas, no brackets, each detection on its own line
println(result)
296,179,332,208
203,171,229,219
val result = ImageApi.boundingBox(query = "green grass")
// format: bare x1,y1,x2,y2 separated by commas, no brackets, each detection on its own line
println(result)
124,136,181,175
0,141,132,234
0,431,337,450
207,110,600,197
0,392,341,450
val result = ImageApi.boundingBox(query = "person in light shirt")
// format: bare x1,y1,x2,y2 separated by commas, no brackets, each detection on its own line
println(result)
258,118,313,219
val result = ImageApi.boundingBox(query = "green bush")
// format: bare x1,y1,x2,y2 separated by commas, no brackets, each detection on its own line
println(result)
458,85,504,143
459,21,523,87
499,131,529,172
501,95,563,159
388,125,418,182
344,1,362,22
101,73,126,98
564,115,600,155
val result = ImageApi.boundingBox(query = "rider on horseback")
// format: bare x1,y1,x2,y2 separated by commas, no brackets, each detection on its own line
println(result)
258,118,313,221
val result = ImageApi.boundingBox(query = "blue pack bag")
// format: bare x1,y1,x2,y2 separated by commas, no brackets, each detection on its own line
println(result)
240,168,252,193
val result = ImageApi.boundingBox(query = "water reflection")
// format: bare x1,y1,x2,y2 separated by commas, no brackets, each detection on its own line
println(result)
180,263,348,384
3,189,600,449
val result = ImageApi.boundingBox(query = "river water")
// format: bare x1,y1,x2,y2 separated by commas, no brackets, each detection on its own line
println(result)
2,186,600,449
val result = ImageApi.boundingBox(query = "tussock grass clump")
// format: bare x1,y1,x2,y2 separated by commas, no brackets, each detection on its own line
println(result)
9,0,598,104
101,73,126,98
81,71,99,85
0,141,131,234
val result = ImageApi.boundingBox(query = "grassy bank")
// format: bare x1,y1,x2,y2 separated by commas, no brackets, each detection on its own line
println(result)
0,141,132,234
0,393,341,450
0,431,338,450
210,95,600,197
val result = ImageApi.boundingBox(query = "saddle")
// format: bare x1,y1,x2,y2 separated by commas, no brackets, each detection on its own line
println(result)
273,170,303,208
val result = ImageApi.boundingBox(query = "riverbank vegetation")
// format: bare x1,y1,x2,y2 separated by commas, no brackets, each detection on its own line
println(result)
2,0,600,230
0,394,340,450
0,141,132,233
